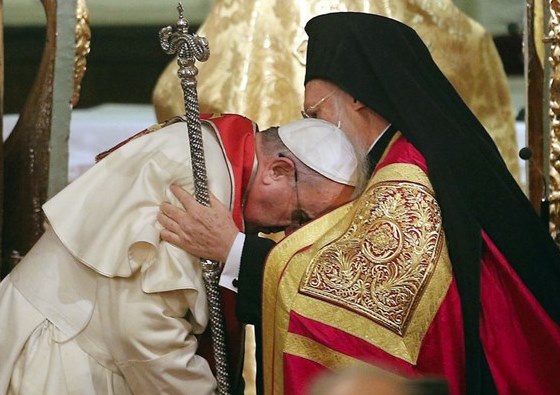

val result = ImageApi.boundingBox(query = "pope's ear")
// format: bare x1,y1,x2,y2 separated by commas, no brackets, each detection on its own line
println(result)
263,155,295,184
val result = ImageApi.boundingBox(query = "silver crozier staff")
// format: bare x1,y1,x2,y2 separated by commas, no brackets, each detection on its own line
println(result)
159,4,231,395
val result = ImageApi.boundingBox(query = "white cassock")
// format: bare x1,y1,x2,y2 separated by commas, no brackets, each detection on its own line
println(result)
0,120,234,395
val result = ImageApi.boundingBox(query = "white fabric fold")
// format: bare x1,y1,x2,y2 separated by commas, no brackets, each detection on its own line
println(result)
42,121,232,296
9,227,97,342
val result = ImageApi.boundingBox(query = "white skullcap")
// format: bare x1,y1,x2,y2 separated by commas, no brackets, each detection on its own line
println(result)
278,118,358,186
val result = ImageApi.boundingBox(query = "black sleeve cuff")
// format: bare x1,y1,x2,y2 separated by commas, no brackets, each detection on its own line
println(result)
236,234,275,324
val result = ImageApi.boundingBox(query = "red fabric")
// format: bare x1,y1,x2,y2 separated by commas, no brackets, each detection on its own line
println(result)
377,135,428,173
197,287,247,390
480,232,560,394
286,301,465,394
414,283,465,393
281,135,560,395
196,114,256,391
283,354,328,395
201,113,256,231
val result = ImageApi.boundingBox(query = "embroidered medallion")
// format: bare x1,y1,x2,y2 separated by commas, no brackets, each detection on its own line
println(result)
300,180,443,336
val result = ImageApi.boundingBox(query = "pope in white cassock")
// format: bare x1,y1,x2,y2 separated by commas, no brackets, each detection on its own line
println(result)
0,115,358,395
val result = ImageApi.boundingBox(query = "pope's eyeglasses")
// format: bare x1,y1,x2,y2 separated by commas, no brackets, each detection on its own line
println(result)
279,153,310,229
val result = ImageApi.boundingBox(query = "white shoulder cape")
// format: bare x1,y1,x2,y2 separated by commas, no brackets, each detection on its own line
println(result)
42,121,232,294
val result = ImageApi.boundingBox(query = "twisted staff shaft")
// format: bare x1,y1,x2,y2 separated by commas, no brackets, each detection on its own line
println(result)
160,4,230,394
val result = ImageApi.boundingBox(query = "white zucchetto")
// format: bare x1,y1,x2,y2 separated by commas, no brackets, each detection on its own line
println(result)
278,118,358,186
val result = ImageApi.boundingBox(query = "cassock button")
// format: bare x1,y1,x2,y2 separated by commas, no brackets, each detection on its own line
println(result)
232,278,239,288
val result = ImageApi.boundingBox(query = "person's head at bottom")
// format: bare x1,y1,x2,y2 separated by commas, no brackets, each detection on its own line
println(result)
307,364,450,395
243,117,365,234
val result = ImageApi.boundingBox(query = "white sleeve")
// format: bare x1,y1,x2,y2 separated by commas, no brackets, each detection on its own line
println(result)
218,232,245,292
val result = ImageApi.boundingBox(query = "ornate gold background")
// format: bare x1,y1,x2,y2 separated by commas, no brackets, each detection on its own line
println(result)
546,0,560,239
152,0,520,181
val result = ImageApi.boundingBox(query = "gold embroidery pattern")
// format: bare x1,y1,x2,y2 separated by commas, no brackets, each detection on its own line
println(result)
300,181,443,336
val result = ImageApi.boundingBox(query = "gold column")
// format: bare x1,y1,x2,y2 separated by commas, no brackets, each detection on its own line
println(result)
545,0,560,238
1,0,90,276
526,0,546,214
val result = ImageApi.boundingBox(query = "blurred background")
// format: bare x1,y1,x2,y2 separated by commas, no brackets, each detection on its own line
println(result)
3,0,527,183
4,0,525,112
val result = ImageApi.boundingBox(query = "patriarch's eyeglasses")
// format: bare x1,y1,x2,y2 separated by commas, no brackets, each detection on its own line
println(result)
301,90,336,119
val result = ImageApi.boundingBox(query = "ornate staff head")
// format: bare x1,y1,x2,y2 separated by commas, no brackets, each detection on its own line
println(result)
159,3,210,96
159,2,211,203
